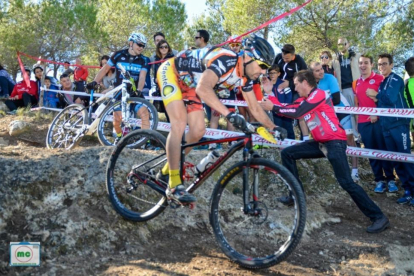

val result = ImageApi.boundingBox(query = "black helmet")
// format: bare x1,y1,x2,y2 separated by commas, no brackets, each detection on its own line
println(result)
243,35,275,67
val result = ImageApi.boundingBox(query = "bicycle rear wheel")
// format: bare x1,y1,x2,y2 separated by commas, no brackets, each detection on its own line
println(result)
97,97,158,147
106,129,168,222
210,158,306,269
46,104,88,150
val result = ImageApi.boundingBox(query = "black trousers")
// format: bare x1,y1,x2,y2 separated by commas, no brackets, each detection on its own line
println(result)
5,93,38,111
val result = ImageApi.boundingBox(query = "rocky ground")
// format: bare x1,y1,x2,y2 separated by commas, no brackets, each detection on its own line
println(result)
0,110,413,276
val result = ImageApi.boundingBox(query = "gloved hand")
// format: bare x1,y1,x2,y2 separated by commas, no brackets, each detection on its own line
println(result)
273,126,288,141
85,81,98,92
226,112,247,131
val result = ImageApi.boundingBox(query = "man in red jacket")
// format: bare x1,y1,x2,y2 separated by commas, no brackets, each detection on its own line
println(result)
5,67,38,113
260,70,389,234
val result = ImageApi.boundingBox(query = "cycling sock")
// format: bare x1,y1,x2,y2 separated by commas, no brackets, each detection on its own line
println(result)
161,163,169,175
169,169,181,188
116,132,122,138
352,168,358,174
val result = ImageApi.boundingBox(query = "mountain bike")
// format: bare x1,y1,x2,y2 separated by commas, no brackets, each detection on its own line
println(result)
46,64,158,150
106,125,306,269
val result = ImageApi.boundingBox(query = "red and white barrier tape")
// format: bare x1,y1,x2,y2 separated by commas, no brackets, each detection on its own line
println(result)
34,105,414,163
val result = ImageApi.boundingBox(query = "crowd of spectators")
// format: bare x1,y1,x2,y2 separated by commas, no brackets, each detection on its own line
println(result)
1,32,413,206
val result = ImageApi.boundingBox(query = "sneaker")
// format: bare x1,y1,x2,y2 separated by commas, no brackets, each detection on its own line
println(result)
7,110,17,115
351,172,360,182
374,181,386,193
397,191,412,204
166,184,196,203
387,180,398,193
114,136,122,145
366,216,390,233
278,195,294,206
156,170,169,184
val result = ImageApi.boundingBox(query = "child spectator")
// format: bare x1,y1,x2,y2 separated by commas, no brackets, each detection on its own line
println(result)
264,65,295,139
43,76,59,108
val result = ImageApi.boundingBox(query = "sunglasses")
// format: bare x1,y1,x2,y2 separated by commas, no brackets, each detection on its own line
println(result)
159,45,169,49
320,55,329,59
136,43,146,48
281,50,291,54
230,43,241,47
195,36,201,40
255,59,270,70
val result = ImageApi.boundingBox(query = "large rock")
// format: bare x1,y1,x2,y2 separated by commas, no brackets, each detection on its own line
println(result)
9,120,31,136
0,101,9,112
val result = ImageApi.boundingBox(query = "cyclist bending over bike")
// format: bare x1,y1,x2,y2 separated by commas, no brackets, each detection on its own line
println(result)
87,32,151,144
156,34,287,204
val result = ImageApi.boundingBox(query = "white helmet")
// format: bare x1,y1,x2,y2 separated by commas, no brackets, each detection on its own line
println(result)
128,32,147,46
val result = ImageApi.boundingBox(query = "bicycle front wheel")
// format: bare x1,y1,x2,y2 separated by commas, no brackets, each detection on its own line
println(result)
210,158,306,269
97,97,158,147
106,129,168,222
46,104,88,150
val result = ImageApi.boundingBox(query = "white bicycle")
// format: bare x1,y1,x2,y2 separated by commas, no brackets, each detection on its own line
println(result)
46,64,158,150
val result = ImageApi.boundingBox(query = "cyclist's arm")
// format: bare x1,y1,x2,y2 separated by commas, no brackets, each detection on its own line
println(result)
242,90,276,129
137,69,147,91
196,69,231,117
93,64,111,84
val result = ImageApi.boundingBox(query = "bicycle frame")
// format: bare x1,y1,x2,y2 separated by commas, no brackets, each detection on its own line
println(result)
143,132,261,213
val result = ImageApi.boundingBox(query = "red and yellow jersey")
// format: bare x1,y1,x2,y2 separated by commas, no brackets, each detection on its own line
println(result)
174,47,254,93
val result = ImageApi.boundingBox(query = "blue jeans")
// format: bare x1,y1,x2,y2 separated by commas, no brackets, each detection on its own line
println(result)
383,124,414,193
273,115,295,140
359,122,394,182
281,140,384,221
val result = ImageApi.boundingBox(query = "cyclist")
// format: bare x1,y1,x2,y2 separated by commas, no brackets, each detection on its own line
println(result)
87,32,151,144
156,34,287,204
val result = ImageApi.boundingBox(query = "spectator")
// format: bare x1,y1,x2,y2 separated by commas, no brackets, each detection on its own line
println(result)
0,63,15,98
151,32,178,62
62,61,74,78
33,65,44,97
310,61,359,182
153,39,175,122
332,37,361,139
354,55,395,192
404,57,414,145
43,76,59,108
195,29,209,49
100,55,115,90
5,67,38,113
260,70,389,233
57,73,75,108
320,50,334,75
273,44,309,140
73,57,89,105
264,65,295,139
367,53,414,206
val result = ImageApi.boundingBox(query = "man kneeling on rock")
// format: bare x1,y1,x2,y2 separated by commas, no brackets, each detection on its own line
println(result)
260,70,389,234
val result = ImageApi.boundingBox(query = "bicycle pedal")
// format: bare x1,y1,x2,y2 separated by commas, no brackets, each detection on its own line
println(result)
168,199,184,209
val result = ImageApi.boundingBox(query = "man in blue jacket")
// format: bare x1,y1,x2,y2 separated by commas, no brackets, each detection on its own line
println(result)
367,53,414,206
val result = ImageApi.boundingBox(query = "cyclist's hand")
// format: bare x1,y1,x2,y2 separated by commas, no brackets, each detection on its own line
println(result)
273,126,288,141
226,112,247,131
86,81,98,92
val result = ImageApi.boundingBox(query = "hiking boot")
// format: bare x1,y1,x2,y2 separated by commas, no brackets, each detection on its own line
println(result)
166,185,196,203
278,195,294,206
156,170,169,184
387,180,398,193
351,172,360,182
374,181,386,193
366,216,390,233
397,191,412,204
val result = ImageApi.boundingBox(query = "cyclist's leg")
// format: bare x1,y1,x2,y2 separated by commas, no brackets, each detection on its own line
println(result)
185,109,205,154
136,105,150,129
113,111,122,134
